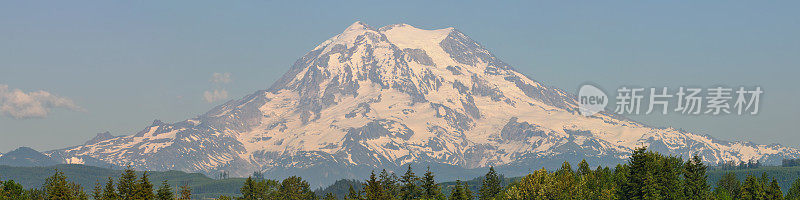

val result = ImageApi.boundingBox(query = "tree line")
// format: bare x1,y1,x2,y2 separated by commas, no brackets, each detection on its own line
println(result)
713,160,762,170
217,147,800,200
0,166,190,200
782,159,800,167
6,146,800,199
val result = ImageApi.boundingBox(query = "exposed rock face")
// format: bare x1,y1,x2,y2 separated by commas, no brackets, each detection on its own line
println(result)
47,22,800,187
85,131,115,145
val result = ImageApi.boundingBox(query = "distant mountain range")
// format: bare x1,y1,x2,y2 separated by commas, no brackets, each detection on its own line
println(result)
3,22,798,187
0,147,58,167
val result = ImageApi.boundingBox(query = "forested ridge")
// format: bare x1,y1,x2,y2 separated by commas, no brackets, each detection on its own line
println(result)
4,147,800,199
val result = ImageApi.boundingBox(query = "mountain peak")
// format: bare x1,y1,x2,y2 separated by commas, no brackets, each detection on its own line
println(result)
10,146,38,153
85,131,115,145
345,21,372,31
151,119,165,126
339,21,377,39
0,146,58,167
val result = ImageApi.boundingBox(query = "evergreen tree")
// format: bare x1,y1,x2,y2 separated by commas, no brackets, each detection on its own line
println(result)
238,177,279,199
621,147,647,199
178,184,191,200
762,173,772,195
661,155,685,199
25,188,47,200
612,164,629,199
379,169,398,199
399,164,419,200
577,159,591,176
557,161,573,175
118,166,138,200
596,166,617,200
323,192,337,200
787,178,800,200
156,180,174,200
741,174,765,200
478,166,501,200
70,182,89,200
136,171,156,200
449,180,472,200
766,178,784,200
421,166,444,199
683,155,710,200
92,181,103,200
261,179,280,199
347,184,361,200
642,173,662,200
241,177,258,200
44,169,74,200
2,179,26,199
715,172,741,198
622,147,684,200
464,182,473,200
364,171,384,200
277,176,314,200
102,177,118,200
499,168,549,199
553,161,576,199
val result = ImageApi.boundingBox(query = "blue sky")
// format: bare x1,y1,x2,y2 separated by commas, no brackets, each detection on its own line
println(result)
1,1,798,152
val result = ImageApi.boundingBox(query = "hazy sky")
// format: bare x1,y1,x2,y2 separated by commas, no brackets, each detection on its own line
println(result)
1,1,798,153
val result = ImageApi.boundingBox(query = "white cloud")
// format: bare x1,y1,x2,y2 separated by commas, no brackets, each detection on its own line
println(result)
203,89,229,103
204,73,232,103
0,84,83,119
211,72,232,84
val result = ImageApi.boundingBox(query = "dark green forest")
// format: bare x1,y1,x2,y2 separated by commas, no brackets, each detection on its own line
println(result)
5,147,800,199
0,165,245,199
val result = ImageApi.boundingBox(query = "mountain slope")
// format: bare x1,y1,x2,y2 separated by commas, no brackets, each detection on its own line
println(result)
45,22,800,187
0,147,58,167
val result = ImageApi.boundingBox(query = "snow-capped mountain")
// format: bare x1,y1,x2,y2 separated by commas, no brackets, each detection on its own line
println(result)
46,22,799,187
